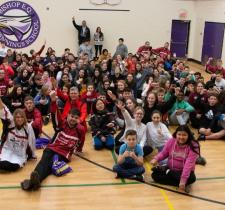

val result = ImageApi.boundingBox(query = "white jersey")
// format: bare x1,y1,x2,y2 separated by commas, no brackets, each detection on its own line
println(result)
0,106,36,167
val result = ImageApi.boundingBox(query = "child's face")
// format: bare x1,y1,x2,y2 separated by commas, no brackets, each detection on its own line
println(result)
98,95,106,101
87,85,94,92
126,99,135,111
62,86,69,94
96,100,105,111
208,96,218,106
177,92,184,101
147,93,156,105
176,131,188,145
123,91,132,100
134,109,144,122
152,113,161,123
196,83,204,93
14,113,25,127
16,87,22,95
117,82,125,91
126,135,137,148
157,92,164,103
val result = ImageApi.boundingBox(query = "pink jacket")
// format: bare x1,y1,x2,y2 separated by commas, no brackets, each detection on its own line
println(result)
154,138,199,185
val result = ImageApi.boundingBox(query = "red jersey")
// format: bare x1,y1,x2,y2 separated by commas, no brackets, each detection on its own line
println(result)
47,120,85,160
152,47,171,59
24,108,43,135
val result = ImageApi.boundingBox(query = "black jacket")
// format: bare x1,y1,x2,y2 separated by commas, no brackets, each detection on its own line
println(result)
72,20,90,44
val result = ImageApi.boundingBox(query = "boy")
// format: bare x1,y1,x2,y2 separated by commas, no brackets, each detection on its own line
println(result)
113,129,145,181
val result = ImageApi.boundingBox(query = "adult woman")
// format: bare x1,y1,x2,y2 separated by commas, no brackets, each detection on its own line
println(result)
94,27,104,58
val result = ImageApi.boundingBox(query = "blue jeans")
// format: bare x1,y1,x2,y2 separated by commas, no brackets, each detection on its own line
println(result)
94,135,115,150
113,157,145,178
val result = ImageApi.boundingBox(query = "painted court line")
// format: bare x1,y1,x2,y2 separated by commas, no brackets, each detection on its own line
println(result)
111,150,126,184
75,155,225,206
0,181,141,190
145,161,175,210
160,190,175,210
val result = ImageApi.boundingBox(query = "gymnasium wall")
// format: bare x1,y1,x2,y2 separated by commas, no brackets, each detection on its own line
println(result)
3,0,195,56
192,0,225,64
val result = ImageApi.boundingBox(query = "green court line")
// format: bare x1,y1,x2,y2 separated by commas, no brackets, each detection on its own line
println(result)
197,176,225,181
0,181,141,190
111,150,126,184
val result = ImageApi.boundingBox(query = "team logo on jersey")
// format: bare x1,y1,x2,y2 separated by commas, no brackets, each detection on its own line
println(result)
0,1,40,48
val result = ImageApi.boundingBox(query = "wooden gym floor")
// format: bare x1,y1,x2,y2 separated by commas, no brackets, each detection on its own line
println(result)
0,62,225,210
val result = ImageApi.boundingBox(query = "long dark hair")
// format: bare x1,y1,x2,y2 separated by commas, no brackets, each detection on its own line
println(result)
96,27,103,38
173,125,200,155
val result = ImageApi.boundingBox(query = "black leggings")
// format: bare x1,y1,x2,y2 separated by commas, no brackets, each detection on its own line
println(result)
152,168,196,186
0,161,20,172
95,45,103,57
34,149,68,182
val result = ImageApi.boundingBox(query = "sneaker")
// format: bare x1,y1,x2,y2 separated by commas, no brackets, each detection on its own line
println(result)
196,156,207,166
43,116,50,125
30,171,40,190
151,165,168,173
197,134,206,141
185,185,192,193
21,179,32,191
131,175,144,182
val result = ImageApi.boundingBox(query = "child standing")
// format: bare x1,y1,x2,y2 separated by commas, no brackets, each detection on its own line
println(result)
113,130,145,181
89,99,116,150
151,125,199,192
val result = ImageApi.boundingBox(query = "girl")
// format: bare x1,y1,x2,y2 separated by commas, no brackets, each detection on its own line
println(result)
146,110,172,152
6,85,25,113
151,125,200,193
116,100,153,156
0,98,36,172
89,99,116,150
15,69,30,93
94,27,104,58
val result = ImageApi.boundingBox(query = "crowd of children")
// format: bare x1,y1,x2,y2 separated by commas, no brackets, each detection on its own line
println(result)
0,19,224,193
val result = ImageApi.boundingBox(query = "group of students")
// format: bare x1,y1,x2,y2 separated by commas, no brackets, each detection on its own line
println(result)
0,32,224,193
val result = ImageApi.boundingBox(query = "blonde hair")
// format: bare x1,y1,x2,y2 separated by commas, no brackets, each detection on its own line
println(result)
13,108,27,127
134,106,145,115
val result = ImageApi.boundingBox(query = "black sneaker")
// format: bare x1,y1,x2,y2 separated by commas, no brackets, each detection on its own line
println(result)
196,156,207,166
43,116,50,125
131,175,144,182
30,171,40,190
197,134,206,141
151,165,168,173
21,179,32,191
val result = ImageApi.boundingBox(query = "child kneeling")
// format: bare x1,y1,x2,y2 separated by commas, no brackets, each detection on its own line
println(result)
113,130,145,181
151,125,199,192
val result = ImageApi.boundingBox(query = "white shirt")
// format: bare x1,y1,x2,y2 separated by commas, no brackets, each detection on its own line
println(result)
0,106,36,167
146,122,172,148
119,109,146,147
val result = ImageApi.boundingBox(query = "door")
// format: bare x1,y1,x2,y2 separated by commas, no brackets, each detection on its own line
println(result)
201,22,225,64
170,20,190,58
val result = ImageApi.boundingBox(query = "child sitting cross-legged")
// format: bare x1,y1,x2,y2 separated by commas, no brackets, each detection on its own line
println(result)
113,129,145,182
89,99,116,150
150,125,200,193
